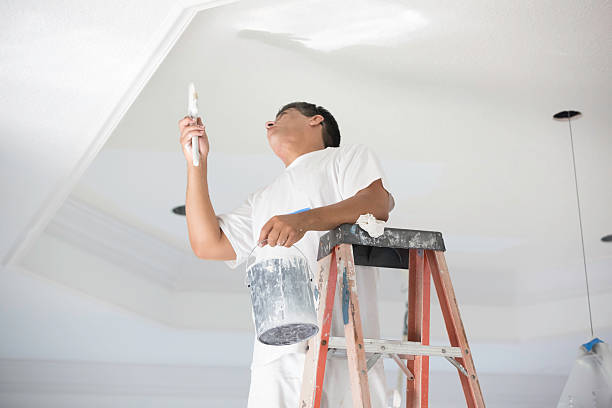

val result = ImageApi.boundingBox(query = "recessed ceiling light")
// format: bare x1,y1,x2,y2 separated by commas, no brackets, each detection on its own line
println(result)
172,205,185,216
553,110,582,120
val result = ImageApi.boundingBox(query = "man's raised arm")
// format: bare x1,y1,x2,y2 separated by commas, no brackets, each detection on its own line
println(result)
179,116,236,260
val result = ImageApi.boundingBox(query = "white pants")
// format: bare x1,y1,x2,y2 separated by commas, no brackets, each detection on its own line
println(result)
247,352,388,408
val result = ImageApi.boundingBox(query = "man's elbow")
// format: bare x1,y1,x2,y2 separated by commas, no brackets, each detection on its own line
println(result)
191,241,208,259
356,180,391,223
191,234,236,261
191,239,216,259
360,200,389,222
373,207,389,222
369,193,390,222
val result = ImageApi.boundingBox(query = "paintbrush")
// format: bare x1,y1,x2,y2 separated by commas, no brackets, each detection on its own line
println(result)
187,82,200,166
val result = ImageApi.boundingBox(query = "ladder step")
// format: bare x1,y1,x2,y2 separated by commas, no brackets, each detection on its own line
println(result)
328,337,462,358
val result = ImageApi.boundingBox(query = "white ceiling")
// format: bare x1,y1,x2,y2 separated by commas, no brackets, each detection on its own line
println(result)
5,0,612,313
62,0,612,305
1,1,611,405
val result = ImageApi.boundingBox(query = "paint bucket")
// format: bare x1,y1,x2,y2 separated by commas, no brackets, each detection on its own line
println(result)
245,240,319,345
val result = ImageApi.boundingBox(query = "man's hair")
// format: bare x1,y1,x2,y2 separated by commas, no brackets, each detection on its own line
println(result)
276,102,341,147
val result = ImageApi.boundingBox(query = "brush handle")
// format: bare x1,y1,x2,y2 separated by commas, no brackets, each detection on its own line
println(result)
187,82,200,167
191,135,200,166
188,114,200,166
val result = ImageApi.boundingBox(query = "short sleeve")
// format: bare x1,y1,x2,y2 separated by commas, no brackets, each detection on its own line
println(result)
216,193,255,269
338,144,395,212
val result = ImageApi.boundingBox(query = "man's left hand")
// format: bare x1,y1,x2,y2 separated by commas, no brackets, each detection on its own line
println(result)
259,213,308,248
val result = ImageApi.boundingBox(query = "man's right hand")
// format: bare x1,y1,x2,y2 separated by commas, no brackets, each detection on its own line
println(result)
178,116,210,165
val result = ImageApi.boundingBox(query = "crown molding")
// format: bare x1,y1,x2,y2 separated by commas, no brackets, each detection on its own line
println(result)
45,196,187,290
43,195,243,293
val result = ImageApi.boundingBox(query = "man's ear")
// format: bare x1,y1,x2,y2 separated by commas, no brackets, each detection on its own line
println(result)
309,114,324,127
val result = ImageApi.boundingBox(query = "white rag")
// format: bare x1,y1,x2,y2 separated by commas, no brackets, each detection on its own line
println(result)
356,213,386,238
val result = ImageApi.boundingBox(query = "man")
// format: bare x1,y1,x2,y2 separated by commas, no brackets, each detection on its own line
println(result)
178,102,395,407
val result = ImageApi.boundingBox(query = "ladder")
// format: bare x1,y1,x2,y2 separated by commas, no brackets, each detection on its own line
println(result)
298,224,485,408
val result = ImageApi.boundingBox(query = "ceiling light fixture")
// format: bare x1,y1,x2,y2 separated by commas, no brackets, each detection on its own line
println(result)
172,205,186,216
553,109,594,338
554,111,612,406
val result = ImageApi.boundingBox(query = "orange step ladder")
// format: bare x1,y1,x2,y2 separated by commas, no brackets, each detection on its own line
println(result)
299,224,485,408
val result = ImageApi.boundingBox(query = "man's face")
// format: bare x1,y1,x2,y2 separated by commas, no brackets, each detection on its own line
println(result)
265,108,307,143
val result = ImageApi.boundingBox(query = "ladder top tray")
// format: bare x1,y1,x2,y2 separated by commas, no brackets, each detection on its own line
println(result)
317,224,446,261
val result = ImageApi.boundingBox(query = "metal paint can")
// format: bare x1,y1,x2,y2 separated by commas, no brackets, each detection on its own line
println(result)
245,242,319,345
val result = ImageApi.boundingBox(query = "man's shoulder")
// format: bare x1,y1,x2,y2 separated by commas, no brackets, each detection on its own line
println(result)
335,143,374,158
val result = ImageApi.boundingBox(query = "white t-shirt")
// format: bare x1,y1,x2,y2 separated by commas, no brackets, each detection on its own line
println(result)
217,144,395,367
